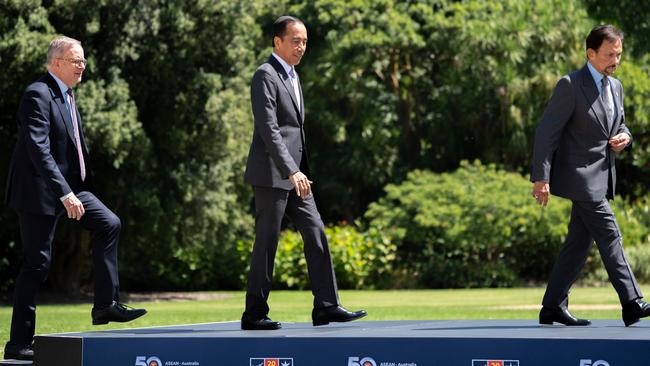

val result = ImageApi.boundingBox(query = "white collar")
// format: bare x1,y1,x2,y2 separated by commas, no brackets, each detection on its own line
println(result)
272,52,295,77
48,71,71,98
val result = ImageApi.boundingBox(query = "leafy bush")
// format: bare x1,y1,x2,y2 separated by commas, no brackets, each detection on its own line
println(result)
365,160,574,288
587,243,650,284
583,196,650,284
612,197,650,248
238,224,397,290
625,244,650,283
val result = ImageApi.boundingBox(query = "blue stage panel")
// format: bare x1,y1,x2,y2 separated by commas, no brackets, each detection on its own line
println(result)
30,320,650,366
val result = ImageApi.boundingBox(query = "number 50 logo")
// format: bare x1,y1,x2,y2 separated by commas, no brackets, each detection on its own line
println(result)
580,361,610,366
135,356,162,366
348,356,377,366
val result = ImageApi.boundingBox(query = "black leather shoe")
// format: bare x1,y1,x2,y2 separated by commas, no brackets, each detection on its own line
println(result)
92,301,147,325
539,306,590,326
241,316,282,330
312,305,367,326
622,298,650,327
4,344,34,360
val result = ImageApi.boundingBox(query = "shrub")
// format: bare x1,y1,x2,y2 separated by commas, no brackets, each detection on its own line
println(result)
239,224,397,290
612,197,650,248
585,196,650,284
365,160,573,288
587,243,650,284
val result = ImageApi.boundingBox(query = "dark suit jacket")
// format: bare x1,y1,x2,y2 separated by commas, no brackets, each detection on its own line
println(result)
5,72,90,215
244,55,308,191
531,64,631,201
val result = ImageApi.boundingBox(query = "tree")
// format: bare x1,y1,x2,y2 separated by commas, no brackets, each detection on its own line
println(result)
44,0,277,290
584,0,650,58
292,0,590,221
1,0,649,292
0,0,56,292
584,1,650,199
0,0,283,292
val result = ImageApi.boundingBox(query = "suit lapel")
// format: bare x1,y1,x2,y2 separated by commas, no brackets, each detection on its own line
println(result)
268,56,302,121
579,65,609,136
44,74,77,146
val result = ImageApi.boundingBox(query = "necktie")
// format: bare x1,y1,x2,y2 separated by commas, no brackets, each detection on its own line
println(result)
288,68,301,112
601,77,614,131
66,88,86,181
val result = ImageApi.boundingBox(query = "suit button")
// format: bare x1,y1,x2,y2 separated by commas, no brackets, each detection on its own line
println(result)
299,148,303,152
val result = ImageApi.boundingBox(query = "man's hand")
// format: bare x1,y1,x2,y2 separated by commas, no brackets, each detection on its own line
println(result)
289,171,313,198
532,181,550,207
609,132,630,153
63,193,85,220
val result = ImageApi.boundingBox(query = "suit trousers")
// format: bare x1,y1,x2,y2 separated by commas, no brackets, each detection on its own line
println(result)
542,199,642,308
7,191,121,347
244,186,339,319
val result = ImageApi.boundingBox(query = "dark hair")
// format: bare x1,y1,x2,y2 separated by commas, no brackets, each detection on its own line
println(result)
586,24,624,51
272,15,303,47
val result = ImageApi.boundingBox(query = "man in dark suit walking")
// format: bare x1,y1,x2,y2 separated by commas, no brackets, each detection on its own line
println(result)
242,16,367,330
531,25,650,327
4,36,146,360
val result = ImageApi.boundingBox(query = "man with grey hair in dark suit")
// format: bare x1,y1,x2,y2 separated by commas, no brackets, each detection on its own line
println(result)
531,24,650,327
241,15,367,330
4,36,146,361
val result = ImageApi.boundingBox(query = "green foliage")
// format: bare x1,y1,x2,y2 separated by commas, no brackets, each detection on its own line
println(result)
1,0,650,293
568,196,650,284
588,244,650,284
83,0,270,290
365,161,572,288
584,0,650,58
612,56,650,200
239,224,397,290
611,197,650,248
0,0,274,292
294,0,590,220
364,161,650,288
625,244,650,283
0,0,55,292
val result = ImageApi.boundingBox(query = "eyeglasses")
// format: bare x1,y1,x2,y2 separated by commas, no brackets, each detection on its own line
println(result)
57,57,87,67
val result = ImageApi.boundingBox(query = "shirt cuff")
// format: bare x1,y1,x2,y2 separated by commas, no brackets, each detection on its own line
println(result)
60,192,74,202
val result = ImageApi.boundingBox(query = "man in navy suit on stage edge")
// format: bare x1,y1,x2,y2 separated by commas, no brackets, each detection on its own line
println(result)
4,36,146,361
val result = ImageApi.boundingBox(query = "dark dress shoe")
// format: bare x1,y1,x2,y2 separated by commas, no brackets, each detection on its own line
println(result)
539,306,590,326
92,301,147,325
312,305,367,326
4,344,34,360
241,316,282,330
622,298,650,327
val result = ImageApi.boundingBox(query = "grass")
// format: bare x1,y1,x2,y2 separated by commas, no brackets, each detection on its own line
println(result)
0,286,644,358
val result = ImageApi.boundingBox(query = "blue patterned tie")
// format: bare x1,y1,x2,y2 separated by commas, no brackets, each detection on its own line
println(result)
288,68,301,112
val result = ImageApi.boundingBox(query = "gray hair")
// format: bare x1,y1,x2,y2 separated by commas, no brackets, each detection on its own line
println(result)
46,36,81,66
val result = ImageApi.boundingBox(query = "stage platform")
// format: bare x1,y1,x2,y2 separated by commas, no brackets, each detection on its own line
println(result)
3,320,649,366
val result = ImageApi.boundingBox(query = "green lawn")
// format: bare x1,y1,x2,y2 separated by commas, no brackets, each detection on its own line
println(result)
0,287,643,358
